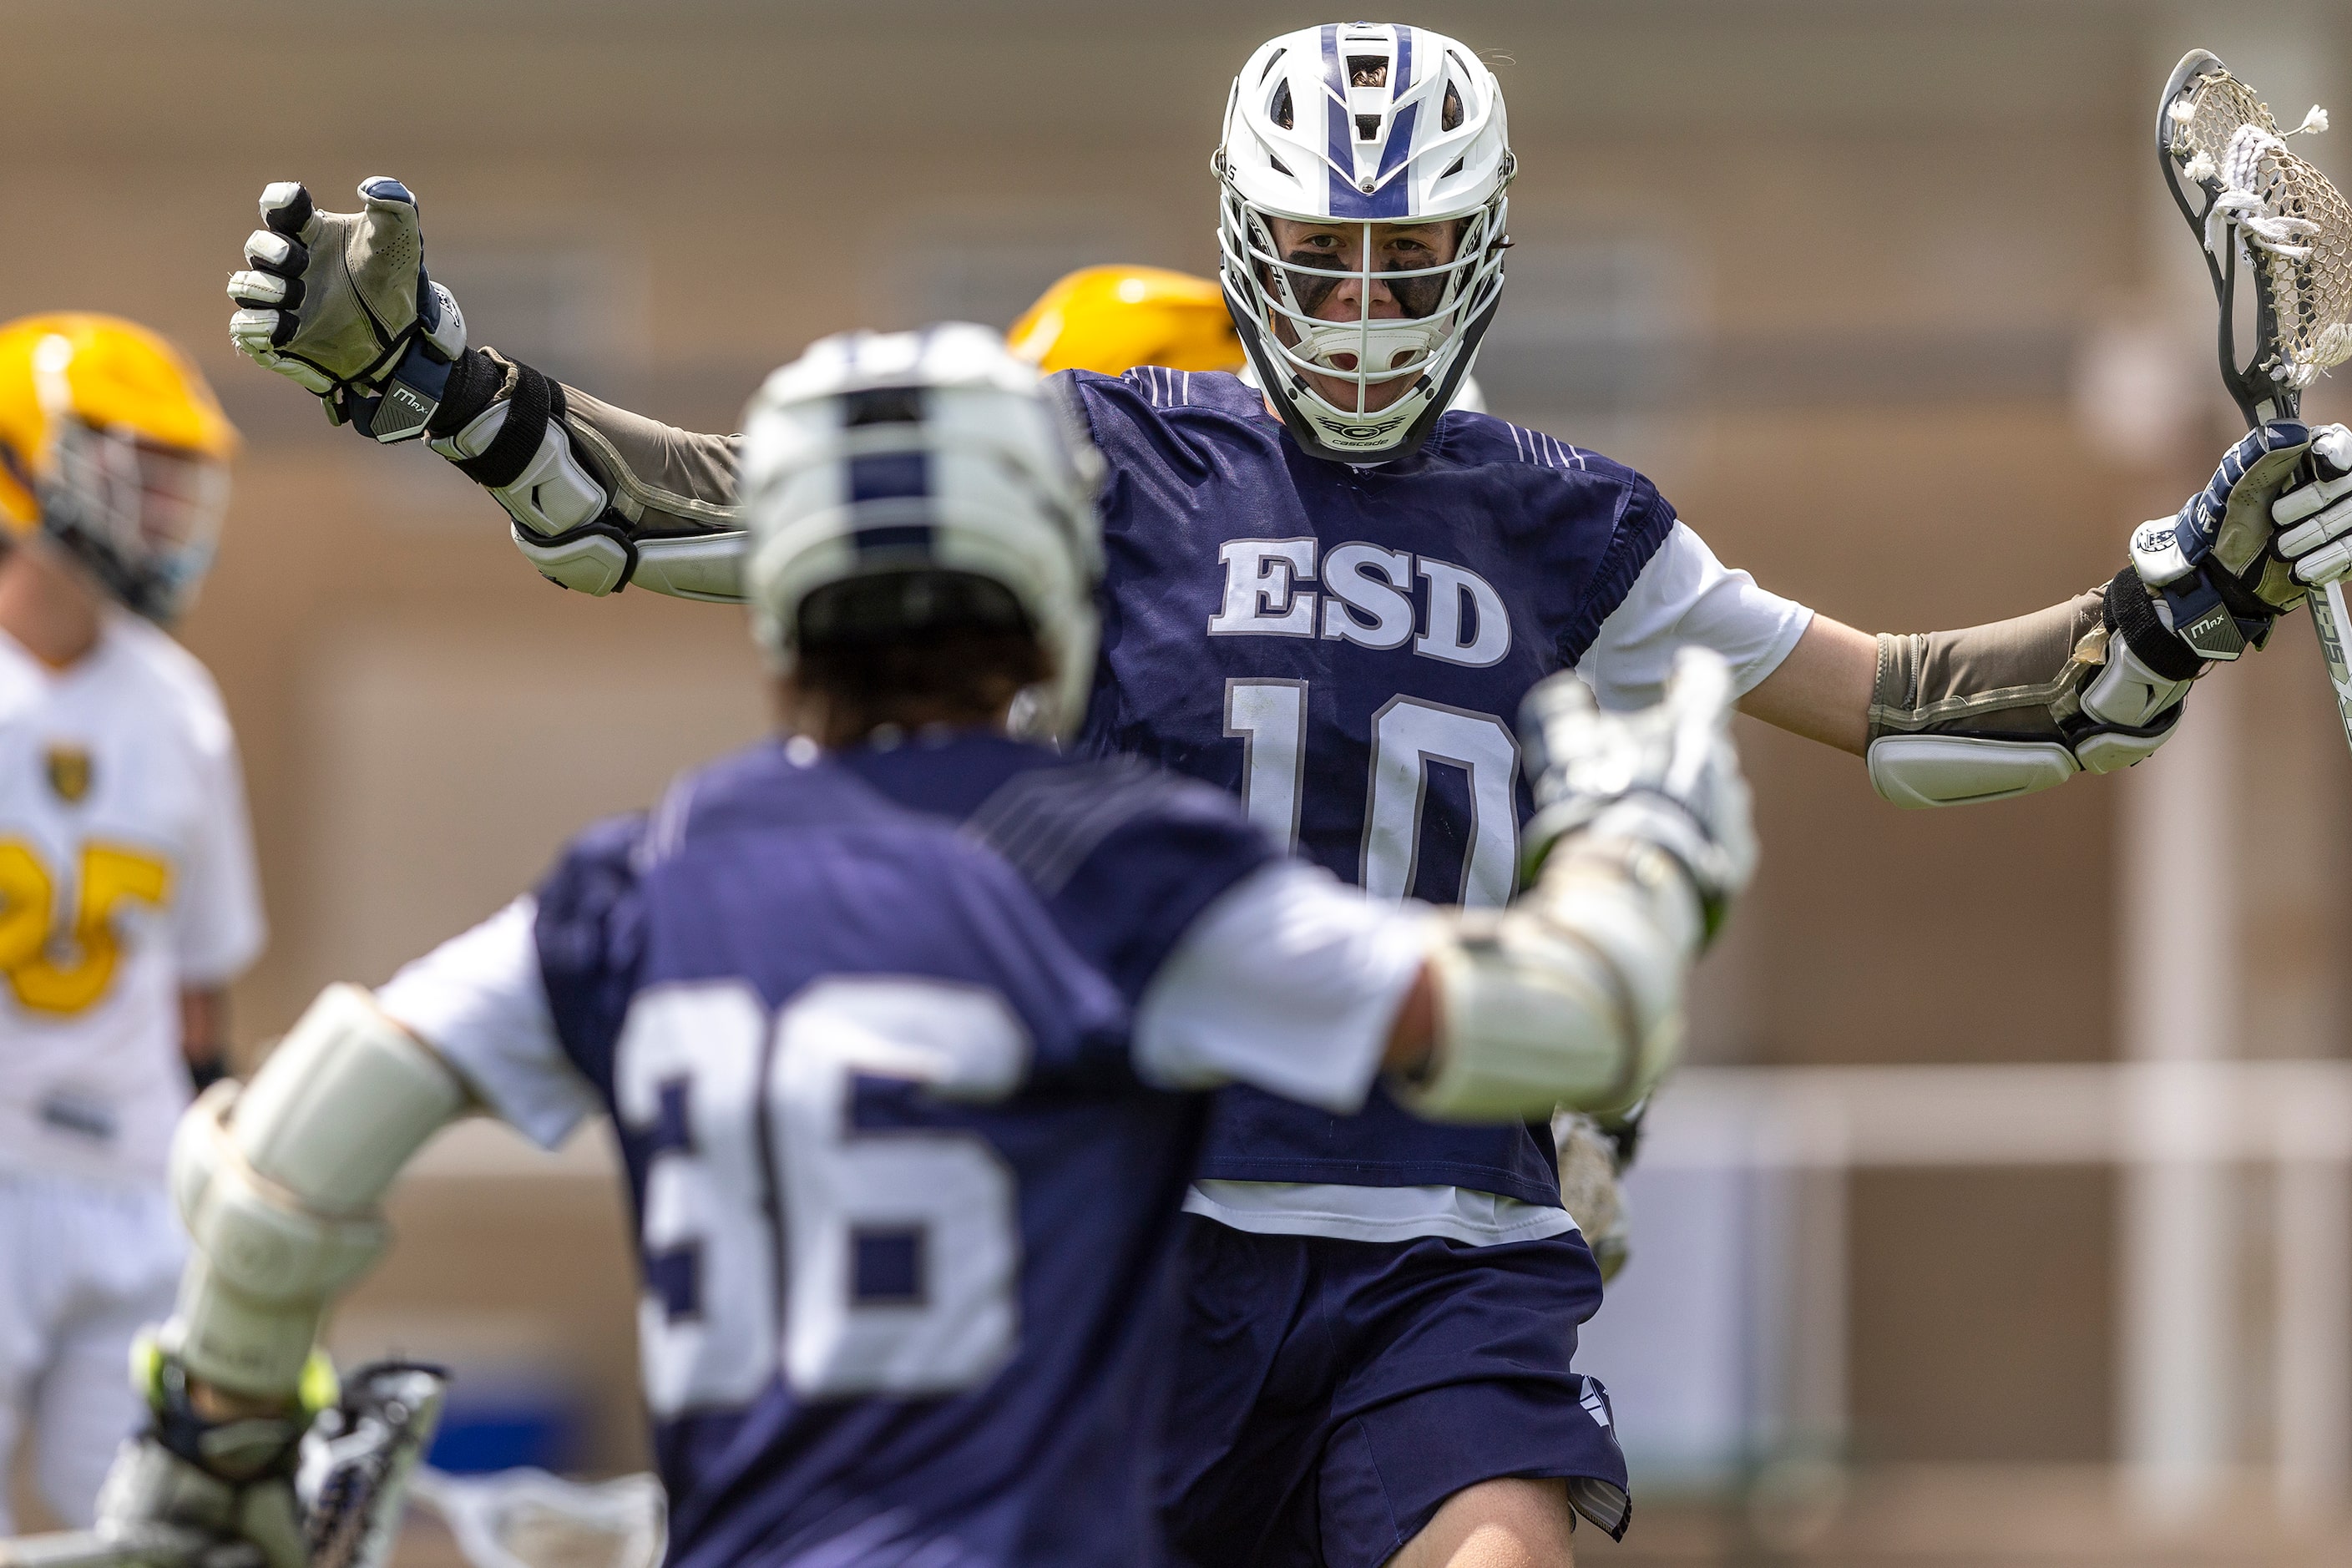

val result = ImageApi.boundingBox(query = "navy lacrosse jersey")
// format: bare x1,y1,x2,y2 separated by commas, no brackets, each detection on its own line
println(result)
1063,367,1676,1207
529,732,1277,1567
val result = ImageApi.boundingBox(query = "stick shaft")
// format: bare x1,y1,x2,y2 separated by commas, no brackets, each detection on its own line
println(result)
0,1527,214,1568
2307,584,2352,748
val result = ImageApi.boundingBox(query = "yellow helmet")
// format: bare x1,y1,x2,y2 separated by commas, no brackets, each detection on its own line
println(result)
1007,266,1245,377
0,314,238,624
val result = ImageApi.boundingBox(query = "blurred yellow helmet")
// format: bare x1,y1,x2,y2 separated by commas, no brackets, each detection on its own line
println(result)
1007,266,1244,376
0,314,239,624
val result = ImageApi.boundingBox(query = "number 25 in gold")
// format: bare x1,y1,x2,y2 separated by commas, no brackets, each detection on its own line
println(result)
0,842,172,1014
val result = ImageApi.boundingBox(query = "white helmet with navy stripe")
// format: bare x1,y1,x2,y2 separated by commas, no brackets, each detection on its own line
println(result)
738,324,1105,736
1216,22,1512,462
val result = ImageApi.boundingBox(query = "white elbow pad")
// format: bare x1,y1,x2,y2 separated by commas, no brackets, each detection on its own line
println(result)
164,984,468,1397
1865,735,2080,808
433,398,609,539
511,522,635,596
1403,841,1699,1122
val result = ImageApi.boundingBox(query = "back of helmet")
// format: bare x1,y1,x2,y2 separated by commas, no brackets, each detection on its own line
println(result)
739,325,1105,743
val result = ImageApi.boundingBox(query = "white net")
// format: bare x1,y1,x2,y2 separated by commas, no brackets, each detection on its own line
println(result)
2167,68,2352,391
411,1468,665,1568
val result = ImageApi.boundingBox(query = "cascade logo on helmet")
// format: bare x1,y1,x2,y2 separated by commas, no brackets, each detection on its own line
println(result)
1216,22,1513,463
0,314,239,625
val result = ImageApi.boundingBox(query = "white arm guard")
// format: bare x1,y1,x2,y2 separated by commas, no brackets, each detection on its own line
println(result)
1400,837,1702,1121
1865,575,2204,808
165,985,469,1398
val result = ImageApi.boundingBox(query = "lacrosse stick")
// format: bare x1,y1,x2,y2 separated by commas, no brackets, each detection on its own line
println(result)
2157,48,2352,745
0,1364,447,1568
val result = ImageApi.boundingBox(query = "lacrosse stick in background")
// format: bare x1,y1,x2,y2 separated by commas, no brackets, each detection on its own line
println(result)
0,1364,446,1568
2157,48,2352,745
410,1468,664,1568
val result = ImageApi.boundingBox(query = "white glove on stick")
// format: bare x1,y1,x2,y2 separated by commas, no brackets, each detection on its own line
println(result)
2274,423,2352,587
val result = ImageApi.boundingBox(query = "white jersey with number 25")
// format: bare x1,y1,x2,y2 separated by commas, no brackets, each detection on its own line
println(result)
0,614,264,1188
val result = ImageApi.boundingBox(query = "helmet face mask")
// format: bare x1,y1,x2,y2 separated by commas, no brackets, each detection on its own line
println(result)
38,418,228,625
1216,23,1513,463
0,315,239,627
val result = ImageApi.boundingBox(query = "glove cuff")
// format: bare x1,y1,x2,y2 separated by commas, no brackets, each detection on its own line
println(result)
2102,567,2207,684
138,1333,315,1483
427,347,509,441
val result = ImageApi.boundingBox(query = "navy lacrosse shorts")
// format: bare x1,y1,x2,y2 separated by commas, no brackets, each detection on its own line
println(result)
1161,1217,1630,1568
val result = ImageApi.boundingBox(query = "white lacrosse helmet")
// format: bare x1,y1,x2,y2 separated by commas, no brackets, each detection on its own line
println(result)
1216,23,1513,462
739,324,1105,737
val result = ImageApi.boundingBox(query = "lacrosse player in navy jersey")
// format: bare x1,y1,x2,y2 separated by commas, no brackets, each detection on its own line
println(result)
217,20,2337,1567
90,326,1754,1568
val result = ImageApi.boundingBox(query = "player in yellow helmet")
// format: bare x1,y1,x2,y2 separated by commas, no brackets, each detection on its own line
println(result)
1008,266,1246,376
0,315,264,1535
1009,262,1488,414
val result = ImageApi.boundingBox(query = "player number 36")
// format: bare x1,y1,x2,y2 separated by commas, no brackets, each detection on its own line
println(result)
615,977,1029,1414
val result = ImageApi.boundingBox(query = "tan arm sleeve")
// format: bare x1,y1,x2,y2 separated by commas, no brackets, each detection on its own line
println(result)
1867,588,2107,744
556,384,742,537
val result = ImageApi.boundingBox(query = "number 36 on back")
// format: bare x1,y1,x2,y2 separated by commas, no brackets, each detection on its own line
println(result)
617,977,1030,1413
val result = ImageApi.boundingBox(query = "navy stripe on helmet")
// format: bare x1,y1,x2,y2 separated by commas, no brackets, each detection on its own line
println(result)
1323,24,1355,212
1321,24,1414,219
1374,102,1419,193
852,524,934,554
848,450,928,502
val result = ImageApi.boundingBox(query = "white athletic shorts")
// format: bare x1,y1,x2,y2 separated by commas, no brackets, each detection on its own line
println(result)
0,1171,182,1532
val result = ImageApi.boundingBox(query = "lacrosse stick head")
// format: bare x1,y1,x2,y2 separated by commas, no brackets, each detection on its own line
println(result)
2158,48,2352,422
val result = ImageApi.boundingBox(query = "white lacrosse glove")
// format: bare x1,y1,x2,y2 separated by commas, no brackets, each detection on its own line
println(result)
1518,647,1757,943
1553,1109,1635,1282
93,1336,319,1568
226,178,466,442
2271,423,2352,588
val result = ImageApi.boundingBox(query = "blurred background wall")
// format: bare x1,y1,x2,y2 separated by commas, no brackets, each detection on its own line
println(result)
9,0,2352,1558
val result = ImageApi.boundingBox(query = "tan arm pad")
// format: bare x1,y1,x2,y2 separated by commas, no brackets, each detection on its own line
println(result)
1867,587,2107,743
556,384,742,535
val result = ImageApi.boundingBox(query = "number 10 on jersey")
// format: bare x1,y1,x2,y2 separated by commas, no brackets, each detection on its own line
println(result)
1224,678,1521,908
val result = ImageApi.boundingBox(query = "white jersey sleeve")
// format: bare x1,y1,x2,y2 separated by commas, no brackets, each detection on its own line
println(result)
170,702,265,986
1133,861,1429,1112
373,897,602,1149
1576,521,1813,711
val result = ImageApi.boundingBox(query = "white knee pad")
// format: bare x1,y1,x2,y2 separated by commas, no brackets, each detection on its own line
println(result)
165,985,469,1397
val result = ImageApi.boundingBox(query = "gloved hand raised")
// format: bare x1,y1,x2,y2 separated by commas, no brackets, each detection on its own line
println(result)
1517,646,1757,942
2127,420,2318,660
226,178,465,442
